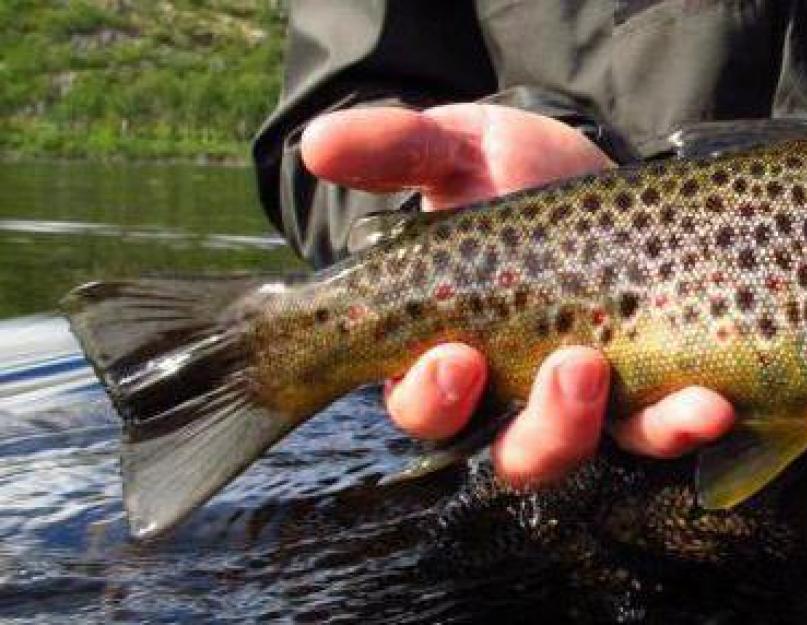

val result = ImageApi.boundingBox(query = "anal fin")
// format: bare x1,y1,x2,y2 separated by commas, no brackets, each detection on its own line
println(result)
697,411,807,510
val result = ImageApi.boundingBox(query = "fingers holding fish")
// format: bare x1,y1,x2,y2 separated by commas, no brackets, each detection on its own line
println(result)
385,343,488,440
613,387,737,459
301,103,613,211
491,347,609,487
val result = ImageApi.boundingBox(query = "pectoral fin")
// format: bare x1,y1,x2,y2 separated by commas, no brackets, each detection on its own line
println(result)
697,413,807,510
378,402,522,486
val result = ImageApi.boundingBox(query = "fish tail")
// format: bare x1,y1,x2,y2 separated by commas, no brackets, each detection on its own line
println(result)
62,276,300,539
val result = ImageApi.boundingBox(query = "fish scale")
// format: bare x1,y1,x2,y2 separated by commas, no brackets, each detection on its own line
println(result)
64,128,807,538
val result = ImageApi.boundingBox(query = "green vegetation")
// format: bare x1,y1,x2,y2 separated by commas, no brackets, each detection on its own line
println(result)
0,0,287,161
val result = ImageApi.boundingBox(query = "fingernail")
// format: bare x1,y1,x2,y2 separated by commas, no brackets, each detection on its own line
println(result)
435,358,478,406
556,353,607,403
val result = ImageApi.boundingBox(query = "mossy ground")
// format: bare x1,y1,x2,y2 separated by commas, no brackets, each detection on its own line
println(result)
1,0,286,161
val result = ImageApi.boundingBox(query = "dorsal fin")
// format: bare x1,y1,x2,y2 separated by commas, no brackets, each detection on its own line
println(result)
669,119,807,159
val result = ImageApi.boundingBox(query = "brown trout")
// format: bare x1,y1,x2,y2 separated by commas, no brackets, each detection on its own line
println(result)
64,123,807,538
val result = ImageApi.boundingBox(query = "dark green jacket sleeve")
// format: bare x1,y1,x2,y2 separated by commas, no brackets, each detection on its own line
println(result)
252,1,496,269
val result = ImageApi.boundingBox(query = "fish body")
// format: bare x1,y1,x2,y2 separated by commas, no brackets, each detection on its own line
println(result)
64,125,807,537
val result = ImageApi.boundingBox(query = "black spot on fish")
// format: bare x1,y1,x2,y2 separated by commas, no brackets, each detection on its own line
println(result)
459,237,480,260
513,286,529,311
738,248,756,270
433,250,451,271
478,215,493,234
598,211,614,229
522,202,541,219
531,224,546,243
534,313,550,337
582,240,599,262
754,224,771,246
758,315,777,339
715,225,734,248
787,300,800,326
555,306,575,333
705,195,723,213
740,203,755,219
406,301,424,319
524,250,543,277
583,194,601,212
576,218,591,234
615,229,631,245
733,178,749,194
500,225,520,248
660,205,676,225
683,252,699,270
314,308,330,324
683,305,698,324
793,185,806,206
619,291,639,319
767,181,784,199
776,213,793,236
677,280,690,297
798,264,807,288
786,155,803,169
750,161,766,177
627,261,645,285
498,205,514,220
640,188,660,206
680,216,696,233
659,261,674,280
550,204,571,224
645,236,662,258
600,264,618,287
479,248,498,278
434,223,452,241
736,287,755,312
711,170,729,186
468,293,485,315
457,217,474,233
561,237,577,255
710,297,727,318
615,192,634,211
410,259,428,285
598,325,613,345
632,211,651,230
680,179,699,197
667,232,681,250
775,248,793,271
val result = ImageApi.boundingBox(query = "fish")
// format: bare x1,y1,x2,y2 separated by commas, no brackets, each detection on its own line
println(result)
63,120,807,539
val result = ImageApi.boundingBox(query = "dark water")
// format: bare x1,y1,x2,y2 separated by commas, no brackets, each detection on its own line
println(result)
1,161,806,623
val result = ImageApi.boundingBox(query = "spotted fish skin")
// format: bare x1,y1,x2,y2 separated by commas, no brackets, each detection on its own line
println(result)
253,139,807,425
63,133,807,538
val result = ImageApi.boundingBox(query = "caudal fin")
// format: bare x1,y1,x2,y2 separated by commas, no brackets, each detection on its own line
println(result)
62,277,296,538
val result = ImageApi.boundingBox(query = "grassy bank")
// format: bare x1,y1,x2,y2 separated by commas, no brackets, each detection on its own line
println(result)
0,0,286,161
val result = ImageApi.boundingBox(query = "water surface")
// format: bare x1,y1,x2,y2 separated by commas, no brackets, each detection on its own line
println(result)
1,160,806,623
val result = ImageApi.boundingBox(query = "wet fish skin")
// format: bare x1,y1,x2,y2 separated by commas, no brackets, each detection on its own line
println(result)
64,133,807,537
255,139,807,421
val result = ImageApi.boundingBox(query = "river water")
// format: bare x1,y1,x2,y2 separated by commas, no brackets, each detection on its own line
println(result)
1,160,806,623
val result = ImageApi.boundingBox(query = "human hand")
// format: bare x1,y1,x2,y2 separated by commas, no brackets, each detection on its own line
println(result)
301,103,735,488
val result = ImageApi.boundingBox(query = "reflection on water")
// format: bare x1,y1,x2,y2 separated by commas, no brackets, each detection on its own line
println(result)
2,161,807,623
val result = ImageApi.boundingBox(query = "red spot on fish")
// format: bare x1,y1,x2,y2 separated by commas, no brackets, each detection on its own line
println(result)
591,308,607,326
711,271,725,285
498,270,519,289
435,284,455,301
766,276,784,292
716,326,730,342
654,294,669,308
348,304,366,321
